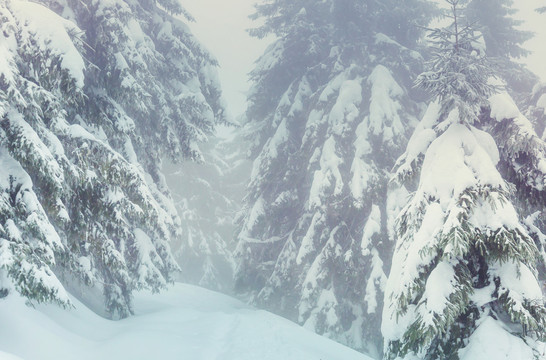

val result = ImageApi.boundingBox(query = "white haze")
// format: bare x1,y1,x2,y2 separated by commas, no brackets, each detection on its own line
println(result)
182,0,546,119
516,1,546,81
182,0,274,119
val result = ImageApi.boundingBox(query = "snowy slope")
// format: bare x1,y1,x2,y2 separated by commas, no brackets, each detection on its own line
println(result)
0,283,372,360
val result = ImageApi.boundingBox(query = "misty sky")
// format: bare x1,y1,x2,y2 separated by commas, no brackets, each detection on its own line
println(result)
182,0,546,118
182,0,272,120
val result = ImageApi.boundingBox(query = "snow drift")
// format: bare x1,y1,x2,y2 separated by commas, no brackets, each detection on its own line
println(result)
0,283,373,360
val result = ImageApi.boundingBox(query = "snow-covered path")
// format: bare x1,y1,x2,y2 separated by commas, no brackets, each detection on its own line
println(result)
0,283,373,360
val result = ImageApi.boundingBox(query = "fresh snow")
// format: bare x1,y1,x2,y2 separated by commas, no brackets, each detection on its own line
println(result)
419,122,504,208
309,136,344,209
458,317,539,360
488,92,546,190
489,260,543,302
367,65,404,139
489,92,521,121
361,205,381,256
10,0,85,87
0,146,69,304
0,351,23,360
393,101,441,181
0,283,372,360
488,93,539,146
419,260,457,325
363,247,387,315
328,78,363,132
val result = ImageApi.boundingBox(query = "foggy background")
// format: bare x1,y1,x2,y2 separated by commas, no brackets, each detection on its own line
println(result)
183,0,546,119
182,0,273,118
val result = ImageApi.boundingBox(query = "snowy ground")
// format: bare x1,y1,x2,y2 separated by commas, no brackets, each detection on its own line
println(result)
0,283,372,360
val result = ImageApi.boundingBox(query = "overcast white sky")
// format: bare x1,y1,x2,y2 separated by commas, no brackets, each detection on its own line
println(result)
514,1,546,81
182,0,272,119
182,0,546,118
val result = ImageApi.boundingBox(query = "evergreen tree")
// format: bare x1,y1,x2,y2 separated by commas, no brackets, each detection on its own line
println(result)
383,1,546,359
234,0,437,354
466,0,546,288
0,0,225,317
0,0,85,308
55,0,225,315
484,90,546,288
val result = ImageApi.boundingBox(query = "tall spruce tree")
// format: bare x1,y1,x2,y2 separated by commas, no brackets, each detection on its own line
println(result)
0,0,225,317
383,1,546,359
234,0,437,355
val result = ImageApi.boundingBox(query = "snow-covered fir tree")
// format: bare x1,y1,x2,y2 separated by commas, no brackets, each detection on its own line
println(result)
383,1,546,359
464,0,546,285
484,90,546,286
234,0,437,355
0,0,225,317
522,8,546,271
0,0,86,308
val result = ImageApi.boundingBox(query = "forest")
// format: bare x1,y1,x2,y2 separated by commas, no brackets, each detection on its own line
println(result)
1,0,546,359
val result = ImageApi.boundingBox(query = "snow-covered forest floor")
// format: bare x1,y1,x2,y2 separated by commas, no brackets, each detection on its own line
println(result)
0,283,371,360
